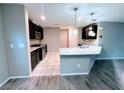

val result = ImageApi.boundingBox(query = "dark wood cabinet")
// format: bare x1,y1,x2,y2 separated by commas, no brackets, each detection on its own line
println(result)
29,20,44,40
40,26,44,39
45,44,47,54
29,20,35,39
31,44,47,70
36,26,44,40
31,50,37,70
82,23,97,39
36,49,40,64
38,47,43,61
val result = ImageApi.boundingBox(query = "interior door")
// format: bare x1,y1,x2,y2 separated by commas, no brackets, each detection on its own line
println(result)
60,29,68,48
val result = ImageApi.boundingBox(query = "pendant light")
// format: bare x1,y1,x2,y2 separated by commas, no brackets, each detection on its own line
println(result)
41,3,46,20
88,12,96,37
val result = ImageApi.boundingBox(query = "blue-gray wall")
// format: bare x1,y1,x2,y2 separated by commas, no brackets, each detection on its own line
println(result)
0,4,31,86
2,4,31,77
0,6,9,86
98,22,124,59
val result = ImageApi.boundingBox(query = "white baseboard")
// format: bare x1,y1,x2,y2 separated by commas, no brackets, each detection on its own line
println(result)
0,75,31,88
0,77,11,88
96,57,124,60
61,72,89,76
10,75,31,79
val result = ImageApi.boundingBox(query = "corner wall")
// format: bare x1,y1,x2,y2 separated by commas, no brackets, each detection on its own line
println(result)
0,6,9,86
98,22,124,59
2,4,31,77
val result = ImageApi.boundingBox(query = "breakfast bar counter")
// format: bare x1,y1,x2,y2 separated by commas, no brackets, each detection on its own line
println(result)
59,45,102,75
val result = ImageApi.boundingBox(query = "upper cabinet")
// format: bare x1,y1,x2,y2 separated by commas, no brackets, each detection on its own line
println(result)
29,20,35,39
36,26,44,40
82,23,98,39
29,20,44,40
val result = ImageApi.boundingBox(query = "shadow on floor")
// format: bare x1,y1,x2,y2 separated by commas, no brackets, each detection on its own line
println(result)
63,60,121,90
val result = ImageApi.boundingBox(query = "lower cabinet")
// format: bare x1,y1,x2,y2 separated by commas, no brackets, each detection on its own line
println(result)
31,51,37,70
38,48,43,61
36,49,40,64
31,44,47,70
44,44,47,56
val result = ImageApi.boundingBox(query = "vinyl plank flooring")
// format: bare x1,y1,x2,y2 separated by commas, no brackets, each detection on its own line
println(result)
1,54,124,89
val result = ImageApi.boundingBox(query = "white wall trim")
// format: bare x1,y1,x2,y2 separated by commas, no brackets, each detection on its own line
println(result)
96,57,124,60
24,8,32,75
0,75,31,88
61,72,89,76
0,77,10,88
9,75,31,79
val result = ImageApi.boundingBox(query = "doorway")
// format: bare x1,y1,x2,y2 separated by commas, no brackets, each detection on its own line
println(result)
60,29,69,48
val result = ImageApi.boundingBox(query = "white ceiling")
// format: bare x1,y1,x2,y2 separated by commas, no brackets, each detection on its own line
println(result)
24,3,124,27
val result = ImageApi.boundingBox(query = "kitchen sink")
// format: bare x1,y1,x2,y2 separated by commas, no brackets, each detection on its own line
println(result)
79,45,89,48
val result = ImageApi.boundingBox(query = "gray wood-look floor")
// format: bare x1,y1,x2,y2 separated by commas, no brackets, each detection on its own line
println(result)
1,59,124,90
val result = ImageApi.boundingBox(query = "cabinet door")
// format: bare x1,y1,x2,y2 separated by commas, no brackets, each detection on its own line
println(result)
39,48,43,61
45,44,47,54
37,26,44,40
37,49,40,63
40,27,44,39
31,51,37,70
29,20,35,39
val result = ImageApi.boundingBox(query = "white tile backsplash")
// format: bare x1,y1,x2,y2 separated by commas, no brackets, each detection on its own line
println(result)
30,39,40,45
79,39,97,45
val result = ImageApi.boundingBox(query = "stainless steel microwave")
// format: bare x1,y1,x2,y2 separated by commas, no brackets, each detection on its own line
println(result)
35,31,41,40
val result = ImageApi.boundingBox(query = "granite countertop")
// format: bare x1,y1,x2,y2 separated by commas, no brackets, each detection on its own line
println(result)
59,45,102,56
30,44,45,52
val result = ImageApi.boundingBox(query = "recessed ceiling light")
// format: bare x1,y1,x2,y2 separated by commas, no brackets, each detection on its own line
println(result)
78,17,82,21
41,15,46,20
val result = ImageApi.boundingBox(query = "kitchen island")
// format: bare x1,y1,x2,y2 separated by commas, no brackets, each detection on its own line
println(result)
59,45,102,75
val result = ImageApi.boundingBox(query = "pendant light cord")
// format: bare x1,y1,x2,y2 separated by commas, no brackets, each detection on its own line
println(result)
75,9,77,27
90,12,95,24
90,12,95,30
41,3,44,15
74,8,78,29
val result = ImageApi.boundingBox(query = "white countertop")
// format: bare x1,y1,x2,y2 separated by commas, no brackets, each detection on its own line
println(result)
59,45,102,56
30,47,40,52
30,44,45,52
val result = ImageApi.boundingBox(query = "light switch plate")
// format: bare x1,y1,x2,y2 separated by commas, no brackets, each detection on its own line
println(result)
10,44,14,48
